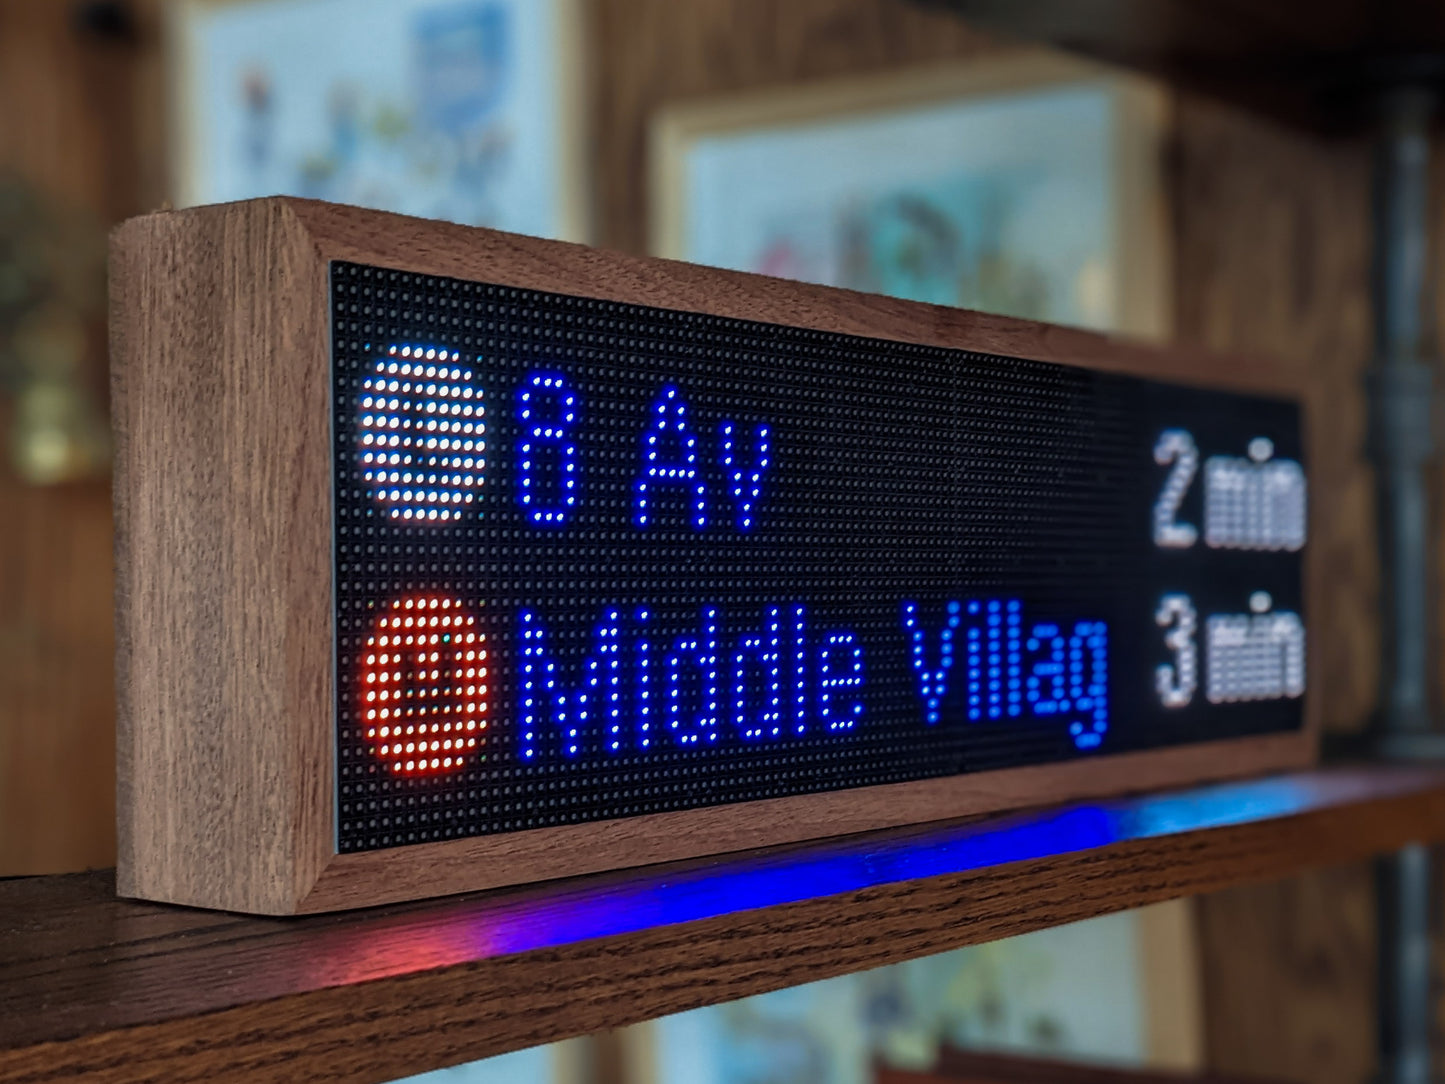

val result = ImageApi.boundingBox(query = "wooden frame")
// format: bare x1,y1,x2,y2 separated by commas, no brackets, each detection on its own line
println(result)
650,50,1173,342
111,197,1320,915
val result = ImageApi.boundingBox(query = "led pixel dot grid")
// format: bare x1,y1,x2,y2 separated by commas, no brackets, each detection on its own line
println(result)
331,262,1306,854
359,346,485,523
360,595,487,775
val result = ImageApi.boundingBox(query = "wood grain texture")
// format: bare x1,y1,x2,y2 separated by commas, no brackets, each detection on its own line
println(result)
1197,862,1375,1084
1166,93,1380,1084
4,766,1444,1084
114,195,1320,914
111,199,333,914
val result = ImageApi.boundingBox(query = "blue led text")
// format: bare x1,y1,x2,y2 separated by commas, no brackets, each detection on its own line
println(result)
720,421,770,531
819,631,864,731
517,599,1108,758
636,384,708,530
519,609,623,759
518,603,858,757
515,372,580,526
361,362,776,531
904,600,961,724
904,600,1109,750
631,383,773,532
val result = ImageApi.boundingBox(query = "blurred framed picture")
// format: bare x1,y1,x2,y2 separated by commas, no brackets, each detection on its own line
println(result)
395,1035,588,1084
651,52,1171,339
621,903,1205,1084
169,0,586,240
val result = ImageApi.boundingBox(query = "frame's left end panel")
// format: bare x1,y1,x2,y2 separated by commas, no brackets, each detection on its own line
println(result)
111,198,335,915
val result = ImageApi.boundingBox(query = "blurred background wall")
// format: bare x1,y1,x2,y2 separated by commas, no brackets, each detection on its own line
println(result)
0,1,1413,1081
0,0,164,876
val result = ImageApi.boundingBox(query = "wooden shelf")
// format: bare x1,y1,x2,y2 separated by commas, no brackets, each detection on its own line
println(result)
3,764,1444,1083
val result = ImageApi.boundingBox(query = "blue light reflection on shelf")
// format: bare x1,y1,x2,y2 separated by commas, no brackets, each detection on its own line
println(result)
314,774,1323,986
478,779,1317,953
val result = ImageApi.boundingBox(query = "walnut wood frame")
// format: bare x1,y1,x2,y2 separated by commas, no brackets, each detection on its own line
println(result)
110,197,1321,915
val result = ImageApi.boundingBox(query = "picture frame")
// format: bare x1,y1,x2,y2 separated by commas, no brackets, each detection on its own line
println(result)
167,0,588,241
651,51,1171,342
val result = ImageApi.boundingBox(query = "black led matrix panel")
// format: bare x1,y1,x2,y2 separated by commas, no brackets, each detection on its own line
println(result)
331,260,1306,855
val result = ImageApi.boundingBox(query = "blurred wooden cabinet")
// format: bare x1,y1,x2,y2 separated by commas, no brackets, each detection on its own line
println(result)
0,477,114,873
0,0,162,874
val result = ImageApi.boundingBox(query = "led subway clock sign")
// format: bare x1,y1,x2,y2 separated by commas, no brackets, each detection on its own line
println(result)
112,199,1317,914
331,276,1305,849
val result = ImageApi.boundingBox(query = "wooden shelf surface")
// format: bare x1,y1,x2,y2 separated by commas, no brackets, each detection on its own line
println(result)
3,764,1444,1084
